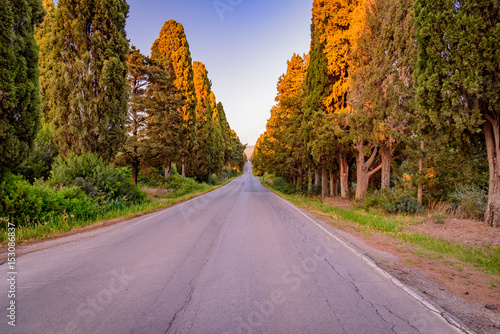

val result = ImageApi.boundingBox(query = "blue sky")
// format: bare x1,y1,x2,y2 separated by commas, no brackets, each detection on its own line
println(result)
126,0,312,146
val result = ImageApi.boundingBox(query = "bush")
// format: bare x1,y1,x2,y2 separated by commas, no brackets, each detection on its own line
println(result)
448,185,487,220
208,173,221,186
0,173,99,227
50,153,145,204
221,166,239,180
165,174,208,198
361,188,425,215
269,177,296,195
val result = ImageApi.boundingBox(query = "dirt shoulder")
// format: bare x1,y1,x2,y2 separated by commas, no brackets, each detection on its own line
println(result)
306,199,500,334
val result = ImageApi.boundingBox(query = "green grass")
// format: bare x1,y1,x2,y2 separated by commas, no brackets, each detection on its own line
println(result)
1,178,236,245
263,182,500,276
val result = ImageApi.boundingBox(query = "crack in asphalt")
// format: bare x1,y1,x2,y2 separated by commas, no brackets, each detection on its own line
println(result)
269,194,435,333
322,255,401,334
267,197,347,333
164,286,195,334
164,181,246,334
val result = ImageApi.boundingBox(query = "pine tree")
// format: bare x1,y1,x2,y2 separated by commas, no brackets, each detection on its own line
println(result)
0,0,44,171
415,0,500,227
151,19,197,176
47,0,130,161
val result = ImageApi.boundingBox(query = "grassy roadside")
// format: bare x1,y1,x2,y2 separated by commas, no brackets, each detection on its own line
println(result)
261,182,500,277
1,177,238,245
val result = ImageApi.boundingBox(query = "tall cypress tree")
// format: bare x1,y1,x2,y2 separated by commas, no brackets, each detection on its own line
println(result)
0,0,44,171
146,56,184,182
305,0,364,198
260,54,308,186
349,0,416,193
35,0,55,120
415,0,500,227
47,0,129,161
191,61,227,180
151,19,197,176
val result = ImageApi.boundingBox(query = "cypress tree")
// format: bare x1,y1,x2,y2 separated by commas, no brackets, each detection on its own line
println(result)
415,0,500,227
191,61,215,180
305,0,364,198
151,20,197,176
0,0,44,171
146,56,184,182
349,0,416,194
47,0,130,161
35,0,55,120
260,54,308,186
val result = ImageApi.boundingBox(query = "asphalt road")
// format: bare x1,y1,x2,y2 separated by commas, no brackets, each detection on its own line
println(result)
0,162,466,334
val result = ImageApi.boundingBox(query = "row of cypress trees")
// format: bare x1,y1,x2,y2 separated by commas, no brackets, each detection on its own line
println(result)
253,0,499,227
1,0,245,186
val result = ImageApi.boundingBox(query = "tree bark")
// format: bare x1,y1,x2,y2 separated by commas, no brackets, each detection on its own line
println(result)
182,161,186,177
417,140,424,205
330,172,337,197
355,143,382,199
380,144,392,190
297,163,303,192
338,153,350,199
322,168,328,199
484,115,500,227
164,163,171,181
308,172,313,193
132,161,139,185
314,169,321,190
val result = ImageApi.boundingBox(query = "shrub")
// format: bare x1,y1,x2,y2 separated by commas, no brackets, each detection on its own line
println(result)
165,174,208,198
0,173,99,227
50,153,145,204
361,188,425,215
270,177,296,195
448,185,487,220
221,166,239,180
208,173,220,186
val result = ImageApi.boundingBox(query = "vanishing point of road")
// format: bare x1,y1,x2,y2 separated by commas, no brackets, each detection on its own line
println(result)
1,163,467,333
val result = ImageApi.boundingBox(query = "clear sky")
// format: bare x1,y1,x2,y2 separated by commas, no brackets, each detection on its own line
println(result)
126,0,313,146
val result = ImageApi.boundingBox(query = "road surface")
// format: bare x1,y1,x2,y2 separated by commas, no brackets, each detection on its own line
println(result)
1,162,466,333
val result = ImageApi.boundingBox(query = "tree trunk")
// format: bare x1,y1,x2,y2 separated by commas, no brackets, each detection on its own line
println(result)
292,175,297,186
330,172,337,197
164,163,171,181
314,169,321,190
322,168,328,199
308,172,313,193
338,153,350,199
355,143,382,199
417,140,424,205
484,116,500,227
297,163,303,192
381,144,392,190
132,161,139,185
182,161,186,177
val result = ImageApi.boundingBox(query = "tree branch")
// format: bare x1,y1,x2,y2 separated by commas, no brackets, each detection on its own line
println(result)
366,146,379,168
368,163,383,178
